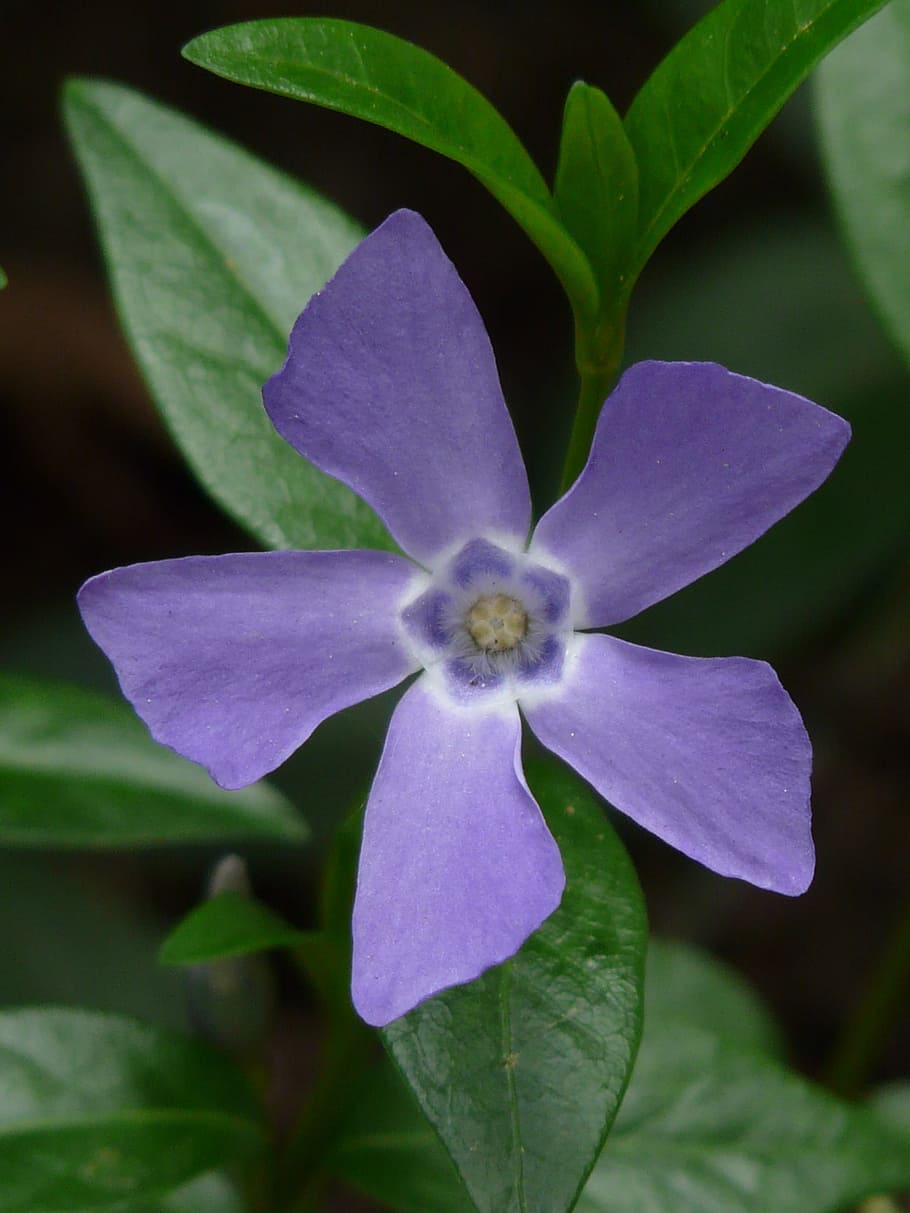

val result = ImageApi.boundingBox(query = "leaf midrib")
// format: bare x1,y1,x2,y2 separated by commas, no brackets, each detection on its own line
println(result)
498,963,527,1213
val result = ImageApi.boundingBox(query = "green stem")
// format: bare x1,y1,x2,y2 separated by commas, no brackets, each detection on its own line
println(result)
276,1000,373,1211
559,307,627,493
825,890,910,1097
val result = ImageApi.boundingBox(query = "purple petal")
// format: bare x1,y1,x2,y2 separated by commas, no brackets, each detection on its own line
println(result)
264,210,531,566
531,362,850,626
522,634,813,894
352,678,565,1026
78,551,420,790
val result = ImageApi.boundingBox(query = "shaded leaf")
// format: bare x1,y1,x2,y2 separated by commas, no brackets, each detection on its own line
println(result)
646,937,783,1058
330,1061,472,1213
577,1021,910,1213
159,890,304,965
102,1172,244,1213
816,0,910,368
869,1082,910,1137
63,77,392,552
182,19,599,319
625,0,889,280
554,81,638,302
381,756,646,1213
0,673,306,846
0,1008,263,1212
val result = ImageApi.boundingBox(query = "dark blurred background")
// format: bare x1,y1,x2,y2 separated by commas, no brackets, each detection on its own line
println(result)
1,0,908,1118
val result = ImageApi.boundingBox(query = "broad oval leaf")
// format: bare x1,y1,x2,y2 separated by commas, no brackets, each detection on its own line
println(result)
182,19,599,321
624,0,890,281
381,756,647,1213
0,673,306,846
159,891,304,965
63,77,392,553
816,0,910,368
577,1021,910,1213
0,1008,263,1212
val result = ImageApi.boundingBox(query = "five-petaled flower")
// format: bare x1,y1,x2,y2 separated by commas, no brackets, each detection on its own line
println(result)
79,210,850,1027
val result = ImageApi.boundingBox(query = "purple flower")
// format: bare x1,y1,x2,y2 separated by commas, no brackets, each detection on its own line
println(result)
79,210,849,1027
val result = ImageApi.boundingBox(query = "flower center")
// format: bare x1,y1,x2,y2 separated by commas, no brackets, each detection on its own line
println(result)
465,593,528,652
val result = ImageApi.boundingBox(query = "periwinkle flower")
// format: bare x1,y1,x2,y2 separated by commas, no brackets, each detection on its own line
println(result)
79,210,849,1027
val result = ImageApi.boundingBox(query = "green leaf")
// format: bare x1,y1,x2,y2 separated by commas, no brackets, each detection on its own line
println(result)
333,940,906,1213
554,82,638,303
624,0,890,281
0,266,7,289
646,938,783,1058
159,890,304,965
869,1082,910,1136
816,0,910,368
102,1172,244,1213
0,673,306,846
182,19,599,321
381,756,647,1213
0,1008,263,1212
63,77,392,553
577,1021,910,1213
331,1061,473,1213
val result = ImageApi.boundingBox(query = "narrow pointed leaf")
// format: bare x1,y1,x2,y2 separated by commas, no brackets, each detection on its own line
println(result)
554,81,637,301
816,0,910,368
381,756,646,1213
577,1021,910,1213
0,674,306,846
63,77,392,552
624,0,890,280
0,1008,263,1212
183,19,599,319
159,891,305,965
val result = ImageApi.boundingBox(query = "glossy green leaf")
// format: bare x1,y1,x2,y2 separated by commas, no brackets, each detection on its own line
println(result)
624,0,890,281
0,1008,263,1212
0,673,306,846
63,77,392,552
335,935,910,1213
621,218,910,659
816,0,910,368
381,756,647,1213
159,890,304,965
554,82,638,303
183,19,599,320
646,938,783,1058
331,938,779,1213
577,1021,910,1213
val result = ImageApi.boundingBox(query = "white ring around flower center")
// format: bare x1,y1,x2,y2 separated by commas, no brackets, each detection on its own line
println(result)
465,593,528,652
